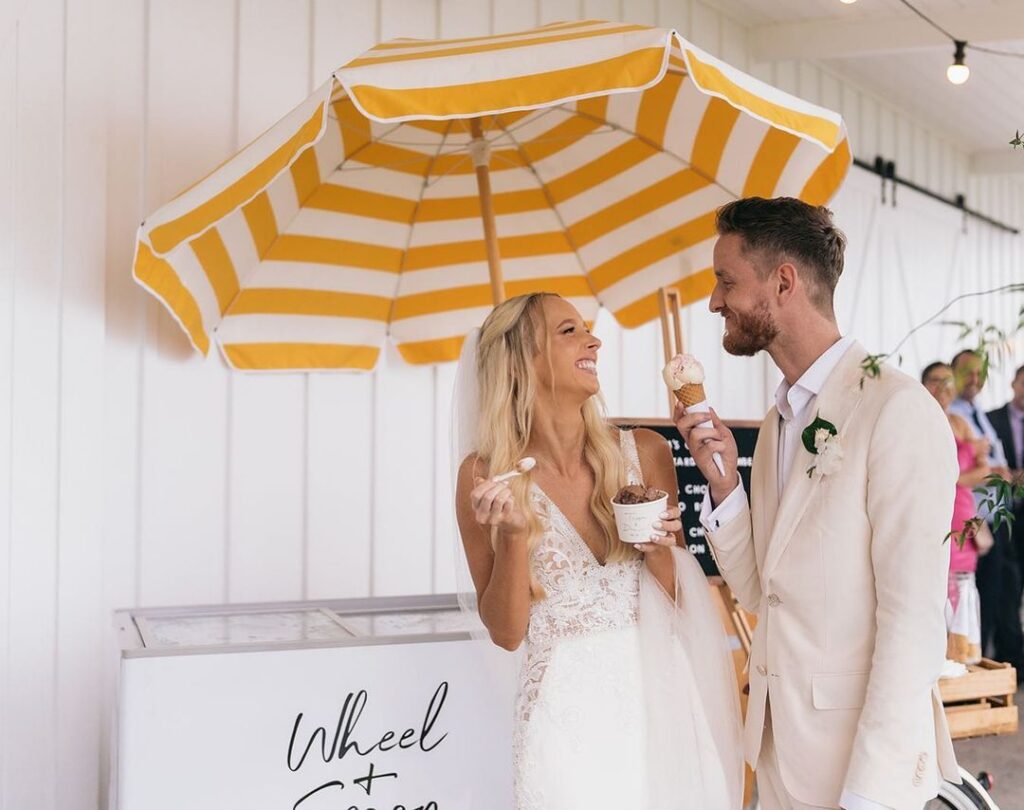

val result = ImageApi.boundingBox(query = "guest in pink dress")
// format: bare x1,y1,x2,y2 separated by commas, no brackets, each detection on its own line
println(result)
922,362,990,608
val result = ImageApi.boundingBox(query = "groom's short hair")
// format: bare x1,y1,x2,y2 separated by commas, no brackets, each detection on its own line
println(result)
715,197,846,315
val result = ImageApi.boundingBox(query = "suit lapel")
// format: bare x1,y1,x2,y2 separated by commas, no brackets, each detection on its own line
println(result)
761,342,868,579
990,406,1016,470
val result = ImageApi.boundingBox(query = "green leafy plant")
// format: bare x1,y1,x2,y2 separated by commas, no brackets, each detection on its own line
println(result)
948,471,1024,549
858,284,1024,546
859,283,1024,386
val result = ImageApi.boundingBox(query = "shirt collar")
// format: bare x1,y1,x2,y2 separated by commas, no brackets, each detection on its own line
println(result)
775,335,856,423
953,396,983,416
1009,401,1024,422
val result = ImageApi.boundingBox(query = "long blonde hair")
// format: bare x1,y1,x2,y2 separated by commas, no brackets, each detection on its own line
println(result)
473,293,638,599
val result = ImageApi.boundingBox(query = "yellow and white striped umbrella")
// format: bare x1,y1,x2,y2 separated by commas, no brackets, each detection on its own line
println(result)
133,19,851,371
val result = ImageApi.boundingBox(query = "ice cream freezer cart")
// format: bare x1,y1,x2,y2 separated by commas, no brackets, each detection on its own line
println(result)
112,594,517,810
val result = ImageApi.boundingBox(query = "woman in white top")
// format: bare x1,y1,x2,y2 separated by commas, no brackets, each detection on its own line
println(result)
454,292,743,810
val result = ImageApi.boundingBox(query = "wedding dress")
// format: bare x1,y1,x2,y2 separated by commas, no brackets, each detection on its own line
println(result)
511,429,743,810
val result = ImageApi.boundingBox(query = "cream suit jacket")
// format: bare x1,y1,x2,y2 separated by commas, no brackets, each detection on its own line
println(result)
705,342,959,810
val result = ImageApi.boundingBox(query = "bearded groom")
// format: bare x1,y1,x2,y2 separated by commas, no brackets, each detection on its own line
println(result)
676,197,960,810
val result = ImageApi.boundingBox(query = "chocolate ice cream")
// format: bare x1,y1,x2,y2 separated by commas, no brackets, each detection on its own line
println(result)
613,484,664,505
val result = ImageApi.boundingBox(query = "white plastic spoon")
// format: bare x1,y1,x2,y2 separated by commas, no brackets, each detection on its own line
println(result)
491,457,536,483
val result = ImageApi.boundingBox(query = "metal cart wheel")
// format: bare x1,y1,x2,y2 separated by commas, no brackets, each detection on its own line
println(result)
924,768,999,810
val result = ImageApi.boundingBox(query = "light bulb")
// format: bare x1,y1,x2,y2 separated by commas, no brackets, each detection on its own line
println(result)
839,0,857,4
947,63,970,84
947,40,969,85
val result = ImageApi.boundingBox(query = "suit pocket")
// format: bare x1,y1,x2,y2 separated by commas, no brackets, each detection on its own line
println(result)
811,671,870,710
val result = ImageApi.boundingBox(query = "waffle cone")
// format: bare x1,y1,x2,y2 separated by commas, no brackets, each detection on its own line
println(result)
674,383,707,409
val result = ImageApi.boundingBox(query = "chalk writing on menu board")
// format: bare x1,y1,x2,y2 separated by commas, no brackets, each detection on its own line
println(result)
614,420,759,578
287,682,448,810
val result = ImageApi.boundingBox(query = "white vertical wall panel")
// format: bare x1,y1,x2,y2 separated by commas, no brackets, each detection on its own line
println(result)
0,16,16,810
306,373,375,598
493,0,536,34
305,0,380,603
622,0,657,26
657,0,692,37
0,1,1022,809
689,1,720,53
100,3,148,808
103,0,146,617
6,2,63,808
441,0,494,38
313,0,378,76
430,4,491,596
539,0,581,25
56,0,109,807
584,0,621,23
228,0,310,603
719,16,747,71
372,4,438,596
137,0,235,607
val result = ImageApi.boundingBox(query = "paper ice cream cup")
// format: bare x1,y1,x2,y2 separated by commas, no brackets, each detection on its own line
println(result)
611,491,668,544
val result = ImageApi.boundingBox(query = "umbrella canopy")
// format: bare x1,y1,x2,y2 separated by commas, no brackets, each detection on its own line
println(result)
133,19,850,371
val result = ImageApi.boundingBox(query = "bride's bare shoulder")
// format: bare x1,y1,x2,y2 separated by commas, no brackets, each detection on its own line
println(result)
457,453,488,487
630,427,670,452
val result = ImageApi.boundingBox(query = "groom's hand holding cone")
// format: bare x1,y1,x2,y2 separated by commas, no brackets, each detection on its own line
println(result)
674,405,740,505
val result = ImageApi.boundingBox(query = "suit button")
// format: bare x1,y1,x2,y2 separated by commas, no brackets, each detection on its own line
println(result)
767,594,781,607
757,664,767,676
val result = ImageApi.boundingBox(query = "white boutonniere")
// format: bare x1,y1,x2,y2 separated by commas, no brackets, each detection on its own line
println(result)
802,415,843,479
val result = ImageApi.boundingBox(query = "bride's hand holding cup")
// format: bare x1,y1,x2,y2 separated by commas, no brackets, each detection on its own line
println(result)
635,503,682,554
471,477,528,538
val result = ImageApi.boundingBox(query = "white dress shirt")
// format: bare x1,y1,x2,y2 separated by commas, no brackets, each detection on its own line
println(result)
699,336,891,810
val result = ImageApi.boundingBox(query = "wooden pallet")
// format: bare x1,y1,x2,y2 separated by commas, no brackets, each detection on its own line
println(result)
940,659,1019,739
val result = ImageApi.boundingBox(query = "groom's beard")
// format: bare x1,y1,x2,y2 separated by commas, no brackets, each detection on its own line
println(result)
721,300,778,356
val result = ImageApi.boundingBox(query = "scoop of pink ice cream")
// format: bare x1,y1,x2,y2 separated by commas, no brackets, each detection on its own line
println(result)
662,353,705,390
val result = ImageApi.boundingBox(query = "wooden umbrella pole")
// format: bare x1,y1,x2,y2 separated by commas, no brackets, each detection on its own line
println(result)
657,286,685,413
469,118,504,305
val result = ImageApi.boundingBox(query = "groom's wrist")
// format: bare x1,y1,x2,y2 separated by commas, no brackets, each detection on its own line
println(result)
709,476,739,507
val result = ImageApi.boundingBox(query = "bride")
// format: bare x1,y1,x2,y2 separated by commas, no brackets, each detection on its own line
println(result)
454,292,743,810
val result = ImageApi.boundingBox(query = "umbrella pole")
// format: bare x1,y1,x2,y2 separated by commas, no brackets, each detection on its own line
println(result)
469,118,504,305
658,286,685,414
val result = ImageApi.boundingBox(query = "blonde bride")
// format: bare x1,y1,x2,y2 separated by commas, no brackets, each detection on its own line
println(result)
454,292,743,810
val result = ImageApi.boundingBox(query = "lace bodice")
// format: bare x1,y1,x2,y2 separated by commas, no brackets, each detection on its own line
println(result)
513,430,647,807
512,429,742,810
524,429,644,646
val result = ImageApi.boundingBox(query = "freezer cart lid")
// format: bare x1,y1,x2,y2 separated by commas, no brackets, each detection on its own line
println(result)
115,593,488,658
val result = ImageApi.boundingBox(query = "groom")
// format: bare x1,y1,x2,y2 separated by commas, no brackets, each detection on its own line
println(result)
675,197,959,810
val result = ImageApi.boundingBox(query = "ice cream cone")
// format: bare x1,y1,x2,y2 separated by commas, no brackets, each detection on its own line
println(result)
674,382,707,409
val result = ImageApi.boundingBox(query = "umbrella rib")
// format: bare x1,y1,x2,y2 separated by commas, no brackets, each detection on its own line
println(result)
213,119,407,325
562,104,740,199
384,119,456,330
327,112,478,181
493,118,600,302
329,110,623,177
329,119,409,174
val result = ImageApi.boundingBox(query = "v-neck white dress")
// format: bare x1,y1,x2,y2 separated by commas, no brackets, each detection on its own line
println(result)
511,429,741,809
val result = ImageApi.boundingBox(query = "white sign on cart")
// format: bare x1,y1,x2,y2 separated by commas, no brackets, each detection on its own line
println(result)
114,597,517,810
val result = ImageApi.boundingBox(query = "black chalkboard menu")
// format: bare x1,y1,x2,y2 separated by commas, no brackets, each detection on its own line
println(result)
614,419,760,578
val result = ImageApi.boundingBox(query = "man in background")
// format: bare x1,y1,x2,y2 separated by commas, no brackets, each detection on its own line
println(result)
950,350,1023,676
987,363,1024,675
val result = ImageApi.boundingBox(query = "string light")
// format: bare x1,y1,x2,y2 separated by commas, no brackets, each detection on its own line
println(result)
947,40,969,85
890,0,1024,85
